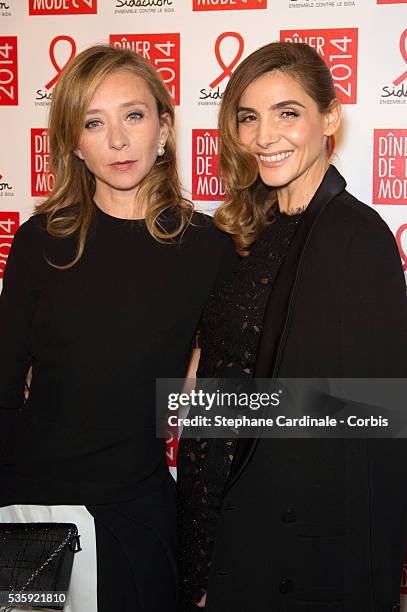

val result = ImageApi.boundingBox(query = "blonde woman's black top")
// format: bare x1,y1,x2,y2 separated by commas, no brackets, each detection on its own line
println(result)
0,207,238,505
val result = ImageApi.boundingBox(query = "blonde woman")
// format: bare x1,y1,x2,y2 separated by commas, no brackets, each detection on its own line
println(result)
0,45,236,612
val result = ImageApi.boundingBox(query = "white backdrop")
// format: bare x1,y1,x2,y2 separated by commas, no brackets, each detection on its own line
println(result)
1,0,406,604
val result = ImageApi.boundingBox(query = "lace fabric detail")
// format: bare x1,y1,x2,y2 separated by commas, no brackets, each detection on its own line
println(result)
177,210,304,610
197,210,303,379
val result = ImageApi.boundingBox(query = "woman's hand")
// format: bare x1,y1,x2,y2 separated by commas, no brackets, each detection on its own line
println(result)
24,367,32,400
185,347,201,381
196,593,206,608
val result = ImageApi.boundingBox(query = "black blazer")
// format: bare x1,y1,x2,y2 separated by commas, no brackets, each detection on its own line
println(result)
205,166,407,612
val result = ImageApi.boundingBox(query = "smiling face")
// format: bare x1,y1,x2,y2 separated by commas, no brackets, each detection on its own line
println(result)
75,70,169,211
237,70,340,207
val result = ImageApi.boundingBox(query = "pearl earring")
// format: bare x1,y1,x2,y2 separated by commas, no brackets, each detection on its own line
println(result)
157,140,166,157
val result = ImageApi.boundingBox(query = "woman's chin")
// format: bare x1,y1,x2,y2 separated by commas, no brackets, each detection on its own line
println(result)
259,172,292,189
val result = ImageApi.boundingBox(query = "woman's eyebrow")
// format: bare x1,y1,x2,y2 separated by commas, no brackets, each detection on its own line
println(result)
237,106,256,113
271,99,306,109
237,100,306,114
85,100,148,115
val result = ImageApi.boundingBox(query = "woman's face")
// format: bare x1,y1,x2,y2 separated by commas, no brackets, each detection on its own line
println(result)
237,70,339,194
75,70,168,203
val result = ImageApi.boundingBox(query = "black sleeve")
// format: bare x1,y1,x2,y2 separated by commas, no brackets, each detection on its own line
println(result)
178,436,237,606
0,223,39,411
191,219,239,346
342,219,407,376
211,230,239,293
342,221,407,606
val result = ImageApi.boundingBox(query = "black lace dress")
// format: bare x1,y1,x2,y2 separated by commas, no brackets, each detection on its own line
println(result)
177,208,304,611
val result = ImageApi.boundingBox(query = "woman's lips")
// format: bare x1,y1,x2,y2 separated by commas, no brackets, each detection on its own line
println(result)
109,160,136,171
257,150,293,168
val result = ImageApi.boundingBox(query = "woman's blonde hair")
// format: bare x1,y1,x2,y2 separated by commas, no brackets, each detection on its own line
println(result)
36,44,192,268
215,41,338,255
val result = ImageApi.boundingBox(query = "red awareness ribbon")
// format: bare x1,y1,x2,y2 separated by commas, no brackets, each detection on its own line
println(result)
45,35,77,90
209,32,244,90
393,29,407,87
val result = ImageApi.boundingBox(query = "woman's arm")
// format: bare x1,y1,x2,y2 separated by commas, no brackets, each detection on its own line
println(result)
185,347,201,379
342,219,407,377
342,217,407,608
0,224,39,412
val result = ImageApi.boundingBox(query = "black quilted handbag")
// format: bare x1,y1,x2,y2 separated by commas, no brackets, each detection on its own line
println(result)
0,523,81,611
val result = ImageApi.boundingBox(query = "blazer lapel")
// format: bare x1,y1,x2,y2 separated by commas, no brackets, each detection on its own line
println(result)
224,165,347,495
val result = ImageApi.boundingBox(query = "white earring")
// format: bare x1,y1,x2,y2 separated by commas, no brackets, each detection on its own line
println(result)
157,139,166,157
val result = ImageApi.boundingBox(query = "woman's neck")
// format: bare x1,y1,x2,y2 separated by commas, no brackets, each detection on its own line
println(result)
94,187,145,220
276,159,329,215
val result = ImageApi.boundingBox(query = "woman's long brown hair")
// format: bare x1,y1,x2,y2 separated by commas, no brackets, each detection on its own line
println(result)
215,42,338,256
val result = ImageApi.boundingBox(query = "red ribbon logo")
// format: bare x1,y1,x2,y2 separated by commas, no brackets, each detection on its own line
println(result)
209,32,244,89
396,224,407,271
45,35,77,90
393,28,407,87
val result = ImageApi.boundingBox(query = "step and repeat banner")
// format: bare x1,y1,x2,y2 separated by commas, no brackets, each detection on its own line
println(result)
0,0,406,603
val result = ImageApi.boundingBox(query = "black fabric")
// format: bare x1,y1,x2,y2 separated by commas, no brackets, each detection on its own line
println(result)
87,474,177,612
226,165,348,494
0,206,238,505
178,166,407,612
177,210,304,610
197,208,304,379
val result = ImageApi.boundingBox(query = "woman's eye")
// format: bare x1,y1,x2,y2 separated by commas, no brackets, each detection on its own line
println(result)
281,110,299,119
128,111,143,121
237,114,257,124
84,120,102,129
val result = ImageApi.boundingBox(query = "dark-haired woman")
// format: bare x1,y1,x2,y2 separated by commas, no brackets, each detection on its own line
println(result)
0,45,237,612
177,42,407,612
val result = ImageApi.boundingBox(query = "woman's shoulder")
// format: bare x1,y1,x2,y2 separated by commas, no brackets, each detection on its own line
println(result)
324,188,395,244
330,189,388,232
17,212,47,233
10,213,77,273
11,213,48,252
325,190,401,265
186,210,236,250
189,210,221,231
186,211,240,283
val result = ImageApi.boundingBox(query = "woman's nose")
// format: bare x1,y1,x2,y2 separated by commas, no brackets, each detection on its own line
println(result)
256,118,280,149
108,123,129,151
